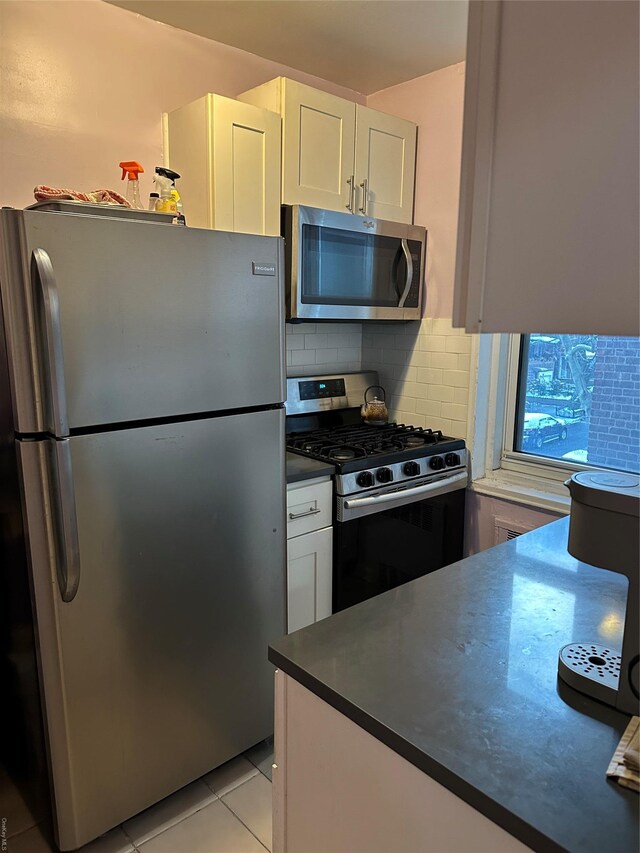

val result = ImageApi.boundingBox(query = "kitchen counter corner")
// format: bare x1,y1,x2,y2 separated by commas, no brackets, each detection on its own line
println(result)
269,517,638,853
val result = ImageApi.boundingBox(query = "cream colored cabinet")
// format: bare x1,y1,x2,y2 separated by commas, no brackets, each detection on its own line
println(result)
273,673,530,853
240,78,416,223
286,477,332,634
166,93,281,236
286,528,333,634
354,106,416,223
453,0,639,335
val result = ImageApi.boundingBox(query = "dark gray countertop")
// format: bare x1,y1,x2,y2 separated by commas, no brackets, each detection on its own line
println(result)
286,451,335,485
269,517,638,853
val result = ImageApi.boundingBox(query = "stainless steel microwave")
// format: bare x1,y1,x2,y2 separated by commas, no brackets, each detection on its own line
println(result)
282,205,427,321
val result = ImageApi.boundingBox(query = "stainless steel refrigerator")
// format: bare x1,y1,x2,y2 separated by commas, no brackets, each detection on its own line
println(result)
0,205,286,850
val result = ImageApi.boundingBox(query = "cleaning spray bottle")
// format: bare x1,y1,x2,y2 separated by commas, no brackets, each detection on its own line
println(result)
154,166,184,223
119,161,145,209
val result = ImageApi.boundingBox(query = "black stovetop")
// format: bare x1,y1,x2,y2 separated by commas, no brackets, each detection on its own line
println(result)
286,420,465,473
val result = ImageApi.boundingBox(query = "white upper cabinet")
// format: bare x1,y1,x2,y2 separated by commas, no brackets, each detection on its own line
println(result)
354,106,416,224
166,94,281,236
240,78,417,223
454,0,639,335
284,81,357,213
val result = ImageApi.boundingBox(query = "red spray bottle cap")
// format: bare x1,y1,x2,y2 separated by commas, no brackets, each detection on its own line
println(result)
119,161,144,180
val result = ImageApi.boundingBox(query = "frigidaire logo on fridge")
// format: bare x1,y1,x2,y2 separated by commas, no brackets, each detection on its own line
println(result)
252,262,276,276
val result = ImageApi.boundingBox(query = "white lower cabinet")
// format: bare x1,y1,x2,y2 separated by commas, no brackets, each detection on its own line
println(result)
286,476,333,634
272,673,530,853
286,527,332,634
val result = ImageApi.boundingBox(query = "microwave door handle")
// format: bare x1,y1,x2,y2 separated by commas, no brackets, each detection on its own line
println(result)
398,239,413,308
393,244,404,302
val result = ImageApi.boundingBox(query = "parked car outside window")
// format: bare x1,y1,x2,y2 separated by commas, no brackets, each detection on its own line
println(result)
522,413,568,449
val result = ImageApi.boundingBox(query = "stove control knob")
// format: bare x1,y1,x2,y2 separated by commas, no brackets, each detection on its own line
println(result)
429,456,445,471
376,467,393,483
356,471,375,488
403,461,420,477
445,452,461,467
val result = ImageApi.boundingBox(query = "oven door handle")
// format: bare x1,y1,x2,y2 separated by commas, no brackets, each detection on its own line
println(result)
343,471,467,510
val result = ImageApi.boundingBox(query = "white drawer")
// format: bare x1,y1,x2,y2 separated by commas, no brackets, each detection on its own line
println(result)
286,478,332,538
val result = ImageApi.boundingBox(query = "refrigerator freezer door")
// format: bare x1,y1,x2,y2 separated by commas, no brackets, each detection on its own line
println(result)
18,408,286,850
1,209,284,435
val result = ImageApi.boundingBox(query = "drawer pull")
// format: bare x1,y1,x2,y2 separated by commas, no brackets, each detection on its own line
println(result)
289,506,322,520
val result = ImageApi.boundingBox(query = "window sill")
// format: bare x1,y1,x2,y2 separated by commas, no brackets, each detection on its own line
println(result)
470,469,571,515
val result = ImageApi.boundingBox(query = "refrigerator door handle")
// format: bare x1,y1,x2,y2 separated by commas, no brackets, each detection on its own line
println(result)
31,248,69,437
52,440,81,602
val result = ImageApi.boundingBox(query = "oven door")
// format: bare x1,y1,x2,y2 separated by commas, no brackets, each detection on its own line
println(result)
333,475,466,612
285,205,426,321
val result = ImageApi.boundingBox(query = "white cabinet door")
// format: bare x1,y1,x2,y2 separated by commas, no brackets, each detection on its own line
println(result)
275,675,531,853
282,80,356,213
354,106,416,224
211,96,281,236
166,94,281,236
287,527,333,634
240,77,419,223
453,0,639,335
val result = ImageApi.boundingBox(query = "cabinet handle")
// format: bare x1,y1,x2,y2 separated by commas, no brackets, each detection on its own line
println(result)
346,175,356,212
358,178,368,215
288,506,321,520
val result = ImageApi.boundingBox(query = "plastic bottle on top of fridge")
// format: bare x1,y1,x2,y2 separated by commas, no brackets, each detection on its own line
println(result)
119,161,145,209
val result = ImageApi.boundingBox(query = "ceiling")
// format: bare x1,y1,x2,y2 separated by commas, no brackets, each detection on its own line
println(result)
107,0,468,94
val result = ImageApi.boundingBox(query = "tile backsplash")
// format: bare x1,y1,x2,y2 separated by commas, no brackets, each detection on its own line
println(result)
285,318,474,441
285,323,362,377
362,318,475,439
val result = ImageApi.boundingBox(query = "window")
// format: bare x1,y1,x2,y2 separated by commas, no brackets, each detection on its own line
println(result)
511,335,639,474
469,332,639,508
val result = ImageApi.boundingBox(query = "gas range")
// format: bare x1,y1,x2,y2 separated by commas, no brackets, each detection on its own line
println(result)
287,421,466,493
285,372,467,498
286,371,468,612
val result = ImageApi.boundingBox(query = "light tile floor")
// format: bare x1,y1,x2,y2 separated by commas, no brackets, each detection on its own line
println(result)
2,740,273,853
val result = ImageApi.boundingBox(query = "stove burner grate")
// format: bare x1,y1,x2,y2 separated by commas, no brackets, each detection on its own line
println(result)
286,422,449,464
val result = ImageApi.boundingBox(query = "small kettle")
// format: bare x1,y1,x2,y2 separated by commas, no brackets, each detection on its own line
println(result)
361,385,388,426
